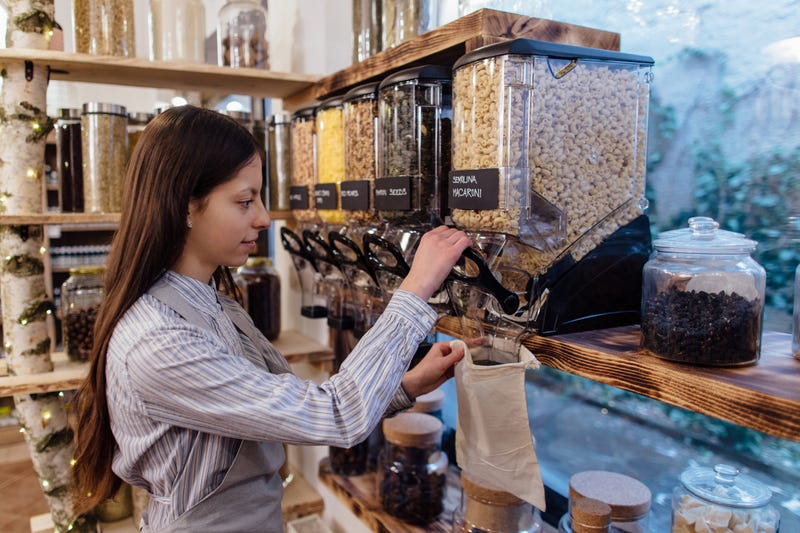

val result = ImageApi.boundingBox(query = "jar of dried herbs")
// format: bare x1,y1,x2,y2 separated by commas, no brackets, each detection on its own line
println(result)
454,473,543,533
73,0,135,56
55,108,83,213
378,412,447,524
82,102,128,213
641,216,766,366
62,266,105,362
268,113,292,211
343,81,380,225
290,106,320,224
377,65,452,225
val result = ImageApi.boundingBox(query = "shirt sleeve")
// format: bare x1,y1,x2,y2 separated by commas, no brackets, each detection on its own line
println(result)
125,290,436,447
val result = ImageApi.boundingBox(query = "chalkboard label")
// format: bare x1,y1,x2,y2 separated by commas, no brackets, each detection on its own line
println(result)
340,180,371,210
448,169,500,210
314,183,338,210
374,176,412,211
289,186,309,209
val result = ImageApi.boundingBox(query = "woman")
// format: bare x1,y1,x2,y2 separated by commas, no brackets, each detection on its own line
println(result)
72,105,471,532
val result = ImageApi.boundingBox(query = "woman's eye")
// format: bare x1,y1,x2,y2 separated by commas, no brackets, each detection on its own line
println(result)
240,200,253,208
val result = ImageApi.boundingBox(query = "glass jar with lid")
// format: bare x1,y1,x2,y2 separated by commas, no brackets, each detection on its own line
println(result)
343,81,380,226
73,0,135,56
55,108,83,213
641,216,766,366
383,0,438,50
82,102,128,213
267,113,292,211
672,464,780,533
290,106,320,224
149,0,206,63
454,473,543,533
559,470,651,533
353,0,382,63
217,0,269,69
315,96,348,228
62,266,105,362
234,257,281,341
378,412,448,524
377,65,452,226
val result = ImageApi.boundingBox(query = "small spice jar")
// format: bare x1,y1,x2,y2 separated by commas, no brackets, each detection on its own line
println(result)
62,266,105,362
560,470,651,533
641,216,766,366
81,102,128,213
73,0,135,56
378,412,448,524
55,108,83,213
234,257,281,341
267,113,292,211
127,111,152,163
671,464,780,533
454,474,543,533
149,0,206,62
217,0,269,68
290,106,320,224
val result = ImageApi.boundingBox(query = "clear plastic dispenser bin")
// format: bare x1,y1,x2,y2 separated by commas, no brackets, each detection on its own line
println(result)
450,39,655,336
672,464,780,533
279,227,327,319
315,96,348,228
290,106,321,224
343,81,381,228
377,64,452,227
641,216,766,366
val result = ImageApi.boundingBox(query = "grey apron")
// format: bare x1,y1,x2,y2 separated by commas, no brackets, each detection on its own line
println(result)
140,276,292,532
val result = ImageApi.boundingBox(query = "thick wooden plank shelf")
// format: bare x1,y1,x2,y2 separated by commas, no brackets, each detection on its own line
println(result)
318,458,461,533
438,317,800,442
0,48,319,100
0,330,333,396
284,8,620,108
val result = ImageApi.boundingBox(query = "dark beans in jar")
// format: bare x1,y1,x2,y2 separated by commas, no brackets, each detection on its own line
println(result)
379,445,445,524
65,304,99,362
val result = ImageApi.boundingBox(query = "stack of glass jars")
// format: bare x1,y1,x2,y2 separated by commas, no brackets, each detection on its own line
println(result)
378,412,447,524
641,217,766,366
217,0,269,68
62,266,105,362
454,474,543,533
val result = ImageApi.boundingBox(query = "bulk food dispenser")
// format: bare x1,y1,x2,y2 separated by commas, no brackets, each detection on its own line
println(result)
281,105,327,319
449,39,655,336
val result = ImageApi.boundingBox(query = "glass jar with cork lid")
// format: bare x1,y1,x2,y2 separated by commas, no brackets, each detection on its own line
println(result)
62,266,105,362
378,412,448,524
558,470,651,533
454,473,543,533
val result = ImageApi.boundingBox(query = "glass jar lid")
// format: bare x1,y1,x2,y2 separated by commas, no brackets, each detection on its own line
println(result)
653,216,757,254
82,102,127,117
68,265,106,276
680,464,773,508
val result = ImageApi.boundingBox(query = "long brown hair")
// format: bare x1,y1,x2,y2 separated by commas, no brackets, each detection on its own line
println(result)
72,106,260,513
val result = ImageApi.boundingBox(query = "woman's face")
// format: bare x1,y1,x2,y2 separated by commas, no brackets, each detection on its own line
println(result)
176,156,270,282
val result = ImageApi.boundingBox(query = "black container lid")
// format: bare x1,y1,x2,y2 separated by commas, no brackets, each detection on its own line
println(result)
343,81,380,102
317,95,344,112
453,38,655,70
292,105,317,121
379,64,452,91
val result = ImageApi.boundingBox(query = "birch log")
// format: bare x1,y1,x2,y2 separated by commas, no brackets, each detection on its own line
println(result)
0,1,91,531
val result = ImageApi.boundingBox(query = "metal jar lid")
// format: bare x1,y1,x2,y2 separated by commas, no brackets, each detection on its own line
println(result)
680,464,773,508
82,102,127,117
292,105,317,122
653,216,757,255
128,112,154,125
343,81,380,103
269,112,292,125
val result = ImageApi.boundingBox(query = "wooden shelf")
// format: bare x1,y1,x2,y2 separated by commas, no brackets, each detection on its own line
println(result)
284,8,620,108
438,317,800,442
0,211,293,226
0,48,319,100
318,458,461,533
0,330,333,397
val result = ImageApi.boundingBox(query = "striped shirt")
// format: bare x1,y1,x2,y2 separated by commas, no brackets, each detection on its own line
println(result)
106,271,435,528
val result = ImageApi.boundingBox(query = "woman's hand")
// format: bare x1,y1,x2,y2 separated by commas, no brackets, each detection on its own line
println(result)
398,225,472,301
400,338,484,400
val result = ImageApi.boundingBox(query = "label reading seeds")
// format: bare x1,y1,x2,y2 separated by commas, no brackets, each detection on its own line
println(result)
314,183,338,210
340,180,371,210
375,176,412,211
448,169,500,210
289,186,309,209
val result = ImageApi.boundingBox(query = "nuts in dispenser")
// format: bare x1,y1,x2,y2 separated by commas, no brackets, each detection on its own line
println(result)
290,106,320,223
641,217,766,366
450,40,653,275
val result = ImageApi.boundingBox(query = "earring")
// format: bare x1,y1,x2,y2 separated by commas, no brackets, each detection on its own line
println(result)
187,219,193,229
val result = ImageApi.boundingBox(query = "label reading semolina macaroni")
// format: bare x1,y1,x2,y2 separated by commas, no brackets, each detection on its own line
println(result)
448,168,500,210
